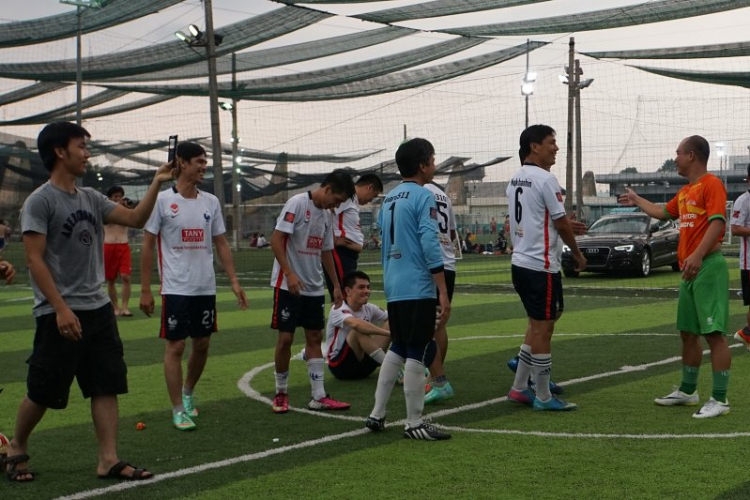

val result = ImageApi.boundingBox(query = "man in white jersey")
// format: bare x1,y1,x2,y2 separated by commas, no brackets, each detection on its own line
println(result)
731,164,750,348
104,185,133,317
325,174,383,300
140,142,248,432
270,169,355,414
326,270,391,380
5,122,174,482
505,124,585,412
423,181,457,404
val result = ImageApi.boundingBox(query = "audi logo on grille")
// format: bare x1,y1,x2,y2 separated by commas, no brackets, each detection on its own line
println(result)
585,248,599,254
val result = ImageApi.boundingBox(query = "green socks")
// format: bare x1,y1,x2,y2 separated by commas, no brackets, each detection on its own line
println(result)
678,365,699,395
712,370,730,404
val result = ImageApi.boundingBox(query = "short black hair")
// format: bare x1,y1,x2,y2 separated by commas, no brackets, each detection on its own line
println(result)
519,124,556,165
176,142,206,162
395,138,435,178
683,135,710,165
37,121,91,172
343,270,370,290
356,173,383,193
106,185,124,198
321,169,355,198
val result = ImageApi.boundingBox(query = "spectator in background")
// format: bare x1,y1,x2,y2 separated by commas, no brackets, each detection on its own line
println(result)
249,233,258,248
490,217,497,234
104,186,134,317
256,234,269,248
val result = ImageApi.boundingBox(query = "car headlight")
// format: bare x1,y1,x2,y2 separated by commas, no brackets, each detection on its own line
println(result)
614,244,634,252
562,245,570,253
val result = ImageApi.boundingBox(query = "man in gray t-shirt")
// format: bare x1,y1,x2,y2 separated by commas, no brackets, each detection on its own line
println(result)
4,122,174,483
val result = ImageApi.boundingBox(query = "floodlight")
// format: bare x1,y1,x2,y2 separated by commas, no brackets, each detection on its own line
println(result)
521,83,534,96
579,78,594,89
189,24,201,37
236,168,241,174
558,75,568,84
524,71,537,83
236,183,242,192
234,156,241,164
219,102,233,111
174,31,189,42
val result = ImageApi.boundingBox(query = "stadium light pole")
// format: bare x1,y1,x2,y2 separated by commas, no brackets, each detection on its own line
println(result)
574,60,594,222
59,0,105,125
220,54,242,250
521,39,536,129
175,1,225,215
564,38,575,214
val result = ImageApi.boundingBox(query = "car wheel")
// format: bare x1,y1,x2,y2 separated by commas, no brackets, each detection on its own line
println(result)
638,249,651,277
671,261,681,272
563,268,579,278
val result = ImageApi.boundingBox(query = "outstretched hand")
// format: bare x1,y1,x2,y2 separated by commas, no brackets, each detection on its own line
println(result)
618,188,639,207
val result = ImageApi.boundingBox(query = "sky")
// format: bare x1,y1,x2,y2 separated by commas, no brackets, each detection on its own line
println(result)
2,0,750,185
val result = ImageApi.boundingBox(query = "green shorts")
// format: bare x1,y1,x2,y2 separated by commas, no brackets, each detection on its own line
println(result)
676,251,729,335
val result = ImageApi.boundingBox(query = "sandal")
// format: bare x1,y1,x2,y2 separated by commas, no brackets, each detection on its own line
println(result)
4,454,34,482
98,461,153,481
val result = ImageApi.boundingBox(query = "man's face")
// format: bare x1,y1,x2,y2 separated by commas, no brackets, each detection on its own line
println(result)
531,134,558,169
357,185,381,205
674,139,692,177
179,154,208,185
421,153,437,182
345,278,371,306
109,192,124,204
58,136,90,176
320,186,350,210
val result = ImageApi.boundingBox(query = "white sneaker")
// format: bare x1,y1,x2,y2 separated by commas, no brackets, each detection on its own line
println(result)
654,388,699,406
692,397,730,419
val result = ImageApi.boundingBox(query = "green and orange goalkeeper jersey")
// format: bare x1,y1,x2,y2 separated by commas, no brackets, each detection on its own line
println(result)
664,173,726,265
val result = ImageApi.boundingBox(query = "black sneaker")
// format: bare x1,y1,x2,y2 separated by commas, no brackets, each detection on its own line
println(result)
403,421,451,441
365,415,386,432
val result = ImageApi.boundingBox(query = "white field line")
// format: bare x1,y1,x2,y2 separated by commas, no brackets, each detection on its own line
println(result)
55,339,746,500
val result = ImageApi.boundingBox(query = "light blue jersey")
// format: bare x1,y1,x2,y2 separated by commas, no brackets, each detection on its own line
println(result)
379,181,443,302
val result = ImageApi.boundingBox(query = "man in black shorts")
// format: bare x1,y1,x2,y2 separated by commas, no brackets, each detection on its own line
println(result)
5,121,174,482
326,271,390,380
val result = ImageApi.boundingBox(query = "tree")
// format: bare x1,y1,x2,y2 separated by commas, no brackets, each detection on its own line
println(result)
620,167,638,174
658,159,677,172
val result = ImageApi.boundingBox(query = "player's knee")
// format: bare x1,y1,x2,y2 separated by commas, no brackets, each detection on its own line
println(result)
27,363,72,410
121,275,131,285
277,333,294,349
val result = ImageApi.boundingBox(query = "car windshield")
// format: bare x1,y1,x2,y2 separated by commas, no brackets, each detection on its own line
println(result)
588,217,648,235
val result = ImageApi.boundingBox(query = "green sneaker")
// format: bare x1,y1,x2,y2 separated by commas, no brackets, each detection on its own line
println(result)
173,410,196,431
424,382,454,404
182,393,198,418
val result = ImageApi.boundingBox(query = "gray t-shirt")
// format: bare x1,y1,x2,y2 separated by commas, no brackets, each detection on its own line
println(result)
21,182,117,317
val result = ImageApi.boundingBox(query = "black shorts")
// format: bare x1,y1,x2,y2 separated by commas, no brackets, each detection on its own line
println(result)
328,342,380,380
436,269,456,302
742,270,750,306
325,246,359,300
26,304,128,410
271,288,325,332
160,295,217,341
511,265,563,321
387,299,437,349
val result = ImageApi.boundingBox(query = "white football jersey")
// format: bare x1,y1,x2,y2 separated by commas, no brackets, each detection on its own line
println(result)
324,301,388,360
424,183,457,271
731,190,750,270
506,164,566,272
270,192,334,296
144,186,225,295
334,196,364,246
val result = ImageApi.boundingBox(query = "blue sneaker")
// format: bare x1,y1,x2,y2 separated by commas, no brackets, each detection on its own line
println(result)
506,356,564,395
424,382,454,404
507,388,535,406
533,396,577,411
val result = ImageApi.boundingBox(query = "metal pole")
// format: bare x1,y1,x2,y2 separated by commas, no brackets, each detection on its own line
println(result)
525,38,530,129
564,37,575,214
231,53,240,251
76,6,82,126
204,0,225,214
574,59,583,221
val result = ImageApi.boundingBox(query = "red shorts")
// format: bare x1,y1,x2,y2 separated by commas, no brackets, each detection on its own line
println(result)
104,243,132,280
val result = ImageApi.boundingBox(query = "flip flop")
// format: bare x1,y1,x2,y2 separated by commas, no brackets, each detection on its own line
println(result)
98,461,153,481
121,312,133,317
